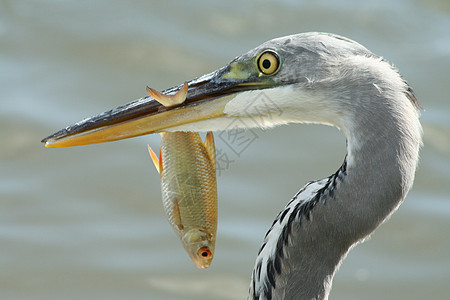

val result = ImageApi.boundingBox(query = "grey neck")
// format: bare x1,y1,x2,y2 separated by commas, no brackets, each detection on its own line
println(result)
249,89,422,300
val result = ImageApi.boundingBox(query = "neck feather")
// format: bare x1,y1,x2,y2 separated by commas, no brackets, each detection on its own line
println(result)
249,60,422,300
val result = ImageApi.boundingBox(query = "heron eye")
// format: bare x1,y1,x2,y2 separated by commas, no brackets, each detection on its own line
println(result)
257,51,280,75
197,247,212,258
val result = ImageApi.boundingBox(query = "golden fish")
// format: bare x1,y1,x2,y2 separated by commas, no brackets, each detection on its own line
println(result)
148,131,217,268
147,82,217,268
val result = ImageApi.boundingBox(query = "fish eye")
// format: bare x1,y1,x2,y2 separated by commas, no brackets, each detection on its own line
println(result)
198,247,212,258
257,50,280,75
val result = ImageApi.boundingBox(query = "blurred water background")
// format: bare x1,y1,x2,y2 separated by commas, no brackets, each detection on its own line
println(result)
1,0,449,299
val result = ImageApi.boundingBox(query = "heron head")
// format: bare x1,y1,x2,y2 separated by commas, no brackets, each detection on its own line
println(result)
42,33,377,147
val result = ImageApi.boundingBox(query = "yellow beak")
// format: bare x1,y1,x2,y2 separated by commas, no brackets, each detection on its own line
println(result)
42,63,278,148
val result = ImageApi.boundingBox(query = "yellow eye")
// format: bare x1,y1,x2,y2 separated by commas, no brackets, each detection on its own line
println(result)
257,50,280,75
197,247,212,258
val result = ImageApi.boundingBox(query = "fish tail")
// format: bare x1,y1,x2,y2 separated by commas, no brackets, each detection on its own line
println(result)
146,82,188,108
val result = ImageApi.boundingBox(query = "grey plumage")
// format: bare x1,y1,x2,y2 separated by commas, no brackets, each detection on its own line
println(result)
42,32,422,300
244,33,422,300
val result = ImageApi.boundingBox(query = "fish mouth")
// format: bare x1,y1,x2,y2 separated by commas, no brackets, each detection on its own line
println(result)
189,245,214,269
41,62,280,148
181,229,216,269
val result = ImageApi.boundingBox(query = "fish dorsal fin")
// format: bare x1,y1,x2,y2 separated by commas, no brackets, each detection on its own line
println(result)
147,145,163,174
158,148,163,174
204,131,216,170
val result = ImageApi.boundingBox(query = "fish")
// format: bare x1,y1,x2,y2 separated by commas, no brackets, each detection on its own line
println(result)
148,131,217,269
146,82,218,269
146,82,188,108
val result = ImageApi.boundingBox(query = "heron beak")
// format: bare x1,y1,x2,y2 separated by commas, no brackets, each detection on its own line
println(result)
42,61,277,148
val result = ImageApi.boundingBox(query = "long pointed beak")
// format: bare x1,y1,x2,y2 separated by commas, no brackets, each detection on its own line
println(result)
42,64,270,148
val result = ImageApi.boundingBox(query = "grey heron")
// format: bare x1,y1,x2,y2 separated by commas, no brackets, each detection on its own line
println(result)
42,32,422,299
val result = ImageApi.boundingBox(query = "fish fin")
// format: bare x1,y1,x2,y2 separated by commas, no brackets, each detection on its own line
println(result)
147,145,161,174
204,131,216,170
146,82,188,108
173,199,184,230
159,148,163,174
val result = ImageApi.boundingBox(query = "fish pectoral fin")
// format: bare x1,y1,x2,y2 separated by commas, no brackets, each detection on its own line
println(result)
173,199,184,230
146,82,188,108
204,131,216,170
147,145,162,174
